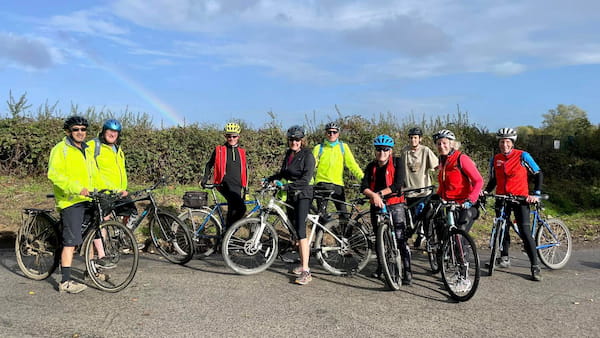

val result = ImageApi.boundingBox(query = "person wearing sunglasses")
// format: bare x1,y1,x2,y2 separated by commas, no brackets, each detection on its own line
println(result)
266,125,315,285
432,129,483,234
202,122,249,231
312,122,363,223
48,115,100,293
360,134,412,285
400,127,439,248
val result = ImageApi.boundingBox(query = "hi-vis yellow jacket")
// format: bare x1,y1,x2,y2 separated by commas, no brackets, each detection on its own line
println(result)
47,137,101,211
88,138,128,192
312,141,364,186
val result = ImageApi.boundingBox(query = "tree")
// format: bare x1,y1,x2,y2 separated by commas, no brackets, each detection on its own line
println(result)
542,104,592,137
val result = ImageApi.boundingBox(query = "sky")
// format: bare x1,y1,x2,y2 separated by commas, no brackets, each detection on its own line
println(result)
1,0,599,131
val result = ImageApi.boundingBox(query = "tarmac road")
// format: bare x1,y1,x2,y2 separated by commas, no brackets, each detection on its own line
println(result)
0,244,598,337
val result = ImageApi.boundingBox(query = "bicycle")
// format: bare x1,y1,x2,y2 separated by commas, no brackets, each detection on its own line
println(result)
119,180,194,265
221,183,371,276
424,199,480,301
483,193,572,276
15,190,139,292
178,184,260,257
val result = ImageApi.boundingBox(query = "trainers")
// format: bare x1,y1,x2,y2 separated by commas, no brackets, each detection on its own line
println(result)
371,266,382,279
531,265,542,281
58,280,87,294
94,257,117,270
455,278,472,293
94,272,110,282
402,271,413,286
295,270,312,285
499,256,510,268
290,266,304,275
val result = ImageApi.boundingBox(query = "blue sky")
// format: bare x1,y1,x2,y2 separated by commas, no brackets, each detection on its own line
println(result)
1,0,599,131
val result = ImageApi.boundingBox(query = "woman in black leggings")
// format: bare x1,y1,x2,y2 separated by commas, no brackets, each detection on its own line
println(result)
267,125,315,285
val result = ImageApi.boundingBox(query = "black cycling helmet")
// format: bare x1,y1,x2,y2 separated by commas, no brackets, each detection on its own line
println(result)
63,116,89,130
324,122,340,131
287,125,305,139
102,119,122,132
408,127,423,136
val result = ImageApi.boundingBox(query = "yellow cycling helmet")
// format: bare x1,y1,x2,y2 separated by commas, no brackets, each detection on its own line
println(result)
224,122,241,135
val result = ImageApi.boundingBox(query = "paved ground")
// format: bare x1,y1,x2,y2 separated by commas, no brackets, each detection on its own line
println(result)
0,243,598,337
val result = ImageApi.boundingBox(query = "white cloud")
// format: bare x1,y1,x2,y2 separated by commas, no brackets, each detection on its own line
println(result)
0,32,55,69
491,61,526,76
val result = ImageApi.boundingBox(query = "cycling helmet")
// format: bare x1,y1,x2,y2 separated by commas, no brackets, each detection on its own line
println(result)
224,122,241,135
373,134,394,147
408,127,423,136
286,125,305,139
433,129,455,141
102,119,122,132
63,116,89,130
324,122,340,131
496,127,517,142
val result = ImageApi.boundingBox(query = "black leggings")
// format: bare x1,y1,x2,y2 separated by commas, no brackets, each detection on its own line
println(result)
287,196,311,239
219,186,246,228
497,201,538,266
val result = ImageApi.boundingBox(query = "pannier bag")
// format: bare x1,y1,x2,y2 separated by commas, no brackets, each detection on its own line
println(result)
182,191,208,208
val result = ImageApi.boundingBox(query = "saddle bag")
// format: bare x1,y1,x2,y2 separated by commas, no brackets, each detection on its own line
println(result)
182,191,208,208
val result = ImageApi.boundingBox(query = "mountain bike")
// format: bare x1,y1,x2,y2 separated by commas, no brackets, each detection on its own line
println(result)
15,191,139,292
221,184,371,276
178,184,260,257
427,199,480,301
116,180,194,265
483,193,572,276
375,202,404,291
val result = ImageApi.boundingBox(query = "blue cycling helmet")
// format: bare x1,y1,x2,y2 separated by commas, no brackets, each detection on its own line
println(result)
373,134,394,147
102,119,122,132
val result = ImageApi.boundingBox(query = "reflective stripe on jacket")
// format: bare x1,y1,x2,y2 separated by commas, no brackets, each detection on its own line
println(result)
88,138,127,191
214,145,248,187
47,137,99,211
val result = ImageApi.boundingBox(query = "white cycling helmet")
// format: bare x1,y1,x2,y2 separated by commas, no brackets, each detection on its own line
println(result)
496,127,517,142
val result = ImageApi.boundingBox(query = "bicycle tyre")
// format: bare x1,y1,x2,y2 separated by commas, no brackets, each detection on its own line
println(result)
178,208,222,257
440,229,480,302
315,218,371,276
15,213,60,280
377,220,402,291
427,228,441,274
488,220,503,276
84,221,139,292
150,210,194,264
536,218,572,270
221,217,278,275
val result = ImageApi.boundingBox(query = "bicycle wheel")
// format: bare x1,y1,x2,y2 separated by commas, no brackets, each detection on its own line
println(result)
426,228,441,274
15,213,60,280
440,229,480,302
536,218,572,269
315,218,371,276
222,217,278,275
377,220,402,291
488,220,503,276
84,221,139,292
150,210,194,264
178,208,222,257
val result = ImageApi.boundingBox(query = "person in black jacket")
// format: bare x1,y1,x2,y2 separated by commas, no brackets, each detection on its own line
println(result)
267,125,315,285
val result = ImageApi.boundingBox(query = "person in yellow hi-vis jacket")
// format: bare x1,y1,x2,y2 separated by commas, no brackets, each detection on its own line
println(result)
312,122,363,220
48,116,100,294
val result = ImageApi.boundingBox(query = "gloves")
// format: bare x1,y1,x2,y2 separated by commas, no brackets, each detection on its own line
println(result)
462,200,473,209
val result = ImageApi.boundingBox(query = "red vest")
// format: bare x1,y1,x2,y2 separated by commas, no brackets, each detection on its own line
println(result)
493,149,529,196
213,145,248,187
438,151,470,202
370,158,405,205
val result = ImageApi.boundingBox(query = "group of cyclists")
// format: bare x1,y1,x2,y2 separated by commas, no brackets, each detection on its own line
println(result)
47,115,544,292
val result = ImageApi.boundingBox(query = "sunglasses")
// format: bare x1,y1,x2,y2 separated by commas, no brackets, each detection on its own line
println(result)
226,135,239,139
375,147,391,152
326,130,339,135
288,138,302,142
70,127,87,132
